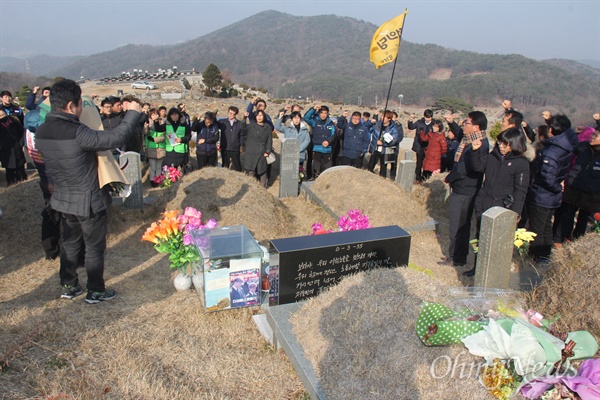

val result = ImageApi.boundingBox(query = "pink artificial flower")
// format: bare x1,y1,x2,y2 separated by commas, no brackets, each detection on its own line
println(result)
205,219,218,229
178,214,189,226
184,207,201,220
188,216,202,229
182,234,193,246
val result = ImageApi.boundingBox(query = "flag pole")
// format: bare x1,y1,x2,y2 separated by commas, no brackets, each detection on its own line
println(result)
381,53,399,115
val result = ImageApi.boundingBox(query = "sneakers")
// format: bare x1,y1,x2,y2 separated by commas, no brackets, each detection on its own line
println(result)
61,284,83,299
85,288,117,304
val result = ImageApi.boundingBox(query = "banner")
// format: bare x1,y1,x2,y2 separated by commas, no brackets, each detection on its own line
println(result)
369,9,408,69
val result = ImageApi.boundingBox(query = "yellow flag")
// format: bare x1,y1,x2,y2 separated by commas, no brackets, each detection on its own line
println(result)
370,9,408,69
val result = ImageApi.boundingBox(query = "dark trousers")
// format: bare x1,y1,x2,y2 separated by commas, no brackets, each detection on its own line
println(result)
221,150,242,171
526,202,555,259
448,191,476,265
35,162,61,259
61,210,108,292
312,152,332,179
338,156,363,168
196,153,218,169
368,151,397,179
554,202,590,243
415,148,426,182
306,142,314,179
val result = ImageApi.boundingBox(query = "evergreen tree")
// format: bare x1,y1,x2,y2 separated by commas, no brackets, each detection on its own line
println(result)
202,64,223,91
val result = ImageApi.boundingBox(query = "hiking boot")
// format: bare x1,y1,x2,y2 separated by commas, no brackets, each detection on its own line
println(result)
61,284,83,299
85,288,117,304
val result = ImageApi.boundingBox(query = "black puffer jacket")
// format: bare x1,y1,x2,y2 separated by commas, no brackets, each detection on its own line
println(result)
471,145,530,217
408,118,433,153
36,110,141,217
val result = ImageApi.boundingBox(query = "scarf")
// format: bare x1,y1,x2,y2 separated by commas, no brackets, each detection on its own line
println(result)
455,130,486,162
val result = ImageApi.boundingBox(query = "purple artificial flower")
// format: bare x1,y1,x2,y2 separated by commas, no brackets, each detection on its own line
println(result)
182,234,193,246
188,217,202,230
520,359,600,399
205,219,217,229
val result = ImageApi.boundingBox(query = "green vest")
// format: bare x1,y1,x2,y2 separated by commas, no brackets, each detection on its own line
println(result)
165,124,187,153
146,128,166,150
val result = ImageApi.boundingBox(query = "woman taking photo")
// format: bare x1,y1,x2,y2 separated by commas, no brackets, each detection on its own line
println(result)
242,110,273,188
463,127,530,276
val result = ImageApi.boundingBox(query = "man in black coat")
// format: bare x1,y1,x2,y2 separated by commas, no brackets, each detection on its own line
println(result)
408,109,434,182
442,111,489,270
36,79,141,303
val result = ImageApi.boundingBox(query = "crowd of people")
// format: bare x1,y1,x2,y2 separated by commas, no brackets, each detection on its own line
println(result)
1,79,599,299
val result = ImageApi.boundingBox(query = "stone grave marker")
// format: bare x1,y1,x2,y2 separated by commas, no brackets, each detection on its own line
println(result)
269,225,411,305
119,151,143,209
279,138,300,198
474,207,518,289
396,159,415,192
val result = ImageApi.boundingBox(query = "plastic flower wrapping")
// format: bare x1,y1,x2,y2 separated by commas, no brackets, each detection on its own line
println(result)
152,165,182,188
141,207,217,273
311,209,372,235
415,287,599,400
469,229,536,256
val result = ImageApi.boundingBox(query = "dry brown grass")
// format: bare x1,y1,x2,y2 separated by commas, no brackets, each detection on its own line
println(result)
2,161,597,399
291,267,490,399
524,233,600,349
0,170,305,399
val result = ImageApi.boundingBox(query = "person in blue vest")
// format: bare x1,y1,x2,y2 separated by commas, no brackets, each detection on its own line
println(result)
336,111,371,168
157,107,191,169
192,111,220,169
304,105,336,179
1,90,24,125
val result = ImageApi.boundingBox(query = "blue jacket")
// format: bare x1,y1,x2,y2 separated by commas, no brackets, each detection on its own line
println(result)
304,109,336,154
336,116,371,159
368,121,400,154
526,131,575,209
275,118,311,162
193,121,220,156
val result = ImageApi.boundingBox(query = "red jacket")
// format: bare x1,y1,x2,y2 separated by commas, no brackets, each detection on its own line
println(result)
420,131,448,172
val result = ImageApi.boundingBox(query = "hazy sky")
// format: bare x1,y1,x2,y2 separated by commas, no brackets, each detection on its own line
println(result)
1,0,599,65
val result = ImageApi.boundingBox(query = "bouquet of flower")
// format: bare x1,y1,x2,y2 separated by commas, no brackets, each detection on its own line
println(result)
153,165,182,188
514,228,536,257
469,229,536,257
311,209,372,235
142,207,217,273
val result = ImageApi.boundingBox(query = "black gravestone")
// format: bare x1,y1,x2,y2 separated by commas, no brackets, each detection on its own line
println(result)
269,225,411,305
119,151,143,209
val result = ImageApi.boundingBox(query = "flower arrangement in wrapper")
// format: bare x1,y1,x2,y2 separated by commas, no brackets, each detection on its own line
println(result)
141,207,217,273
311,209,372,235
153,165,182,188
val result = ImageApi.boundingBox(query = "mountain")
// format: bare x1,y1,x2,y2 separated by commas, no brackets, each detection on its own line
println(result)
11,10,600,123
1,54,83,76
542,58,600,80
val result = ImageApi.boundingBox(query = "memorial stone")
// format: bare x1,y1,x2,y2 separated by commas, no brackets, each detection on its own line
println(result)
269,225,411,305
279,138,300,198
119,151,144,209
474,207,518,289
396,159,415,192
